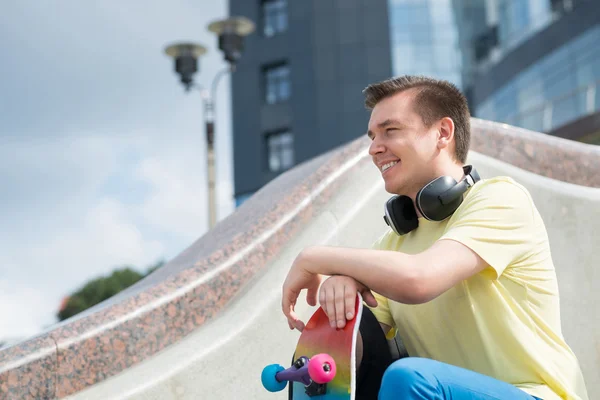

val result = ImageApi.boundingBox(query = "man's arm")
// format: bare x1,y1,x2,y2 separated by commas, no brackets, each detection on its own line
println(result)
302,239,487,304
282,239,488,328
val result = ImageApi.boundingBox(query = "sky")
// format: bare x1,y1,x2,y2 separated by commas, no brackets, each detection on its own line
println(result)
0,1,238,341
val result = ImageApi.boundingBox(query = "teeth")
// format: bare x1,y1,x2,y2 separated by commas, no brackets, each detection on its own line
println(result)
381,161,398,172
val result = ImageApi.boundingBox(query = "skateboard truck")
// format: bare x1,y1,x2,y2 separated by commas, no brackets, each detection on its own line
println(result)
304,380,327,397
294,357,328,397
261,354,337,396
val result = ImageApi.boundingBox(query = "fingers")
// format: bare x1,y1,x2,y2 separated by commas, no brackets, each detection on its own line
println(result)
355,280,378,308
319,278,353,329
318,281,336,329
282,289,304,331
316,276,374,330
361,289,378,307
306,287,317,307
281,290,295,320
334,286,348,329
294,320,305,332
319,284,326,312
324,285,337,329
344,286,356,321
286,313,303,331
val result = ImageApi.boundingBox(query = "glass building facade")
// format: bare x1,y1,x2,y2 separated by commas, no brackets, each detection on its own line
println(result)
476,23,600,138
387,0,600,142
387,0,463,87
496,0,554,54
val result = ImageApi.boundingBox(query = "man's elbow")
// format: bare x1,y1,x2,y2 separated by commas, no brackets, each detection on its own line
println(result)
410,285,439,304
390,268,436,305
402,283,435,304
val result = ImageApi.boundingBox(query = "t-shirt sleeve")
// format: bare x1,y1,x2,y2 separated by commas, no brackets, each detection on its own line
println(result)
365,231,397,338
440,178,536,279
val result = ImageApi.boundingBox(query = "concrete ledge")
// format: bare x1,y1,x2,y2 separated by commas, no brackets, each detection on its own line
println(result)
1,118,598,399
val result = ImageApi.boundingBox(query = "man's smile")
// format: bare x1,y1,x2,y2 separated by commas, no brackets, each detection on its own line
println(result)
379,160,400,176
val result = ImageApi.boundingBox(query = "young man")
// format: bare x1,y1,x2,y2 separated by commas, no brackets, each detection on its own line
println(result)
281,76,589,400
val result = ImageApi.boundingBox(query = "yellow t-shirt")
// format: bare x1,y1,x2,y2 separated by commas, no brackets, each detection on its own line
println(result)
368,176,588,400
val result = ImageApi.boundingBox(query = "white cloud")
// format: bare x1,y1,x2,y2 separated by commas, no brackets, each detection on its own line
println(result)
40,198,166,279
134,141,234,240
0,280,51,340
136,154,208,238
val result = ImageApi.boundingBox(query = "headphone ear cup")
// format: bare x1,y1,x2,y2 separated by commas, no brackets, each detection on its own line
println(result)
417,165,481,221
416,176,461,221
384,195,418,235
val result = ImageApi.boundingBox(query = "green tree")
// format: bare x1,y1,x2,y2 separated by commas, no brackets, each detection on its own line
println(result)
57,261,164,321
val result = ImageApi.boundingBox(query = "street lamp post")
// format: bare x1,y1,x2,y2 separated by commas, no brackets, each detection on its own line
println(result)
164,16,255,230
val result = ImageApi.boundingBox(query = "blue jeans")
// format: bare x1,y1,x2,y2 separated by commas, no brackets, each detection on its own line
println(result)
379,357,542,399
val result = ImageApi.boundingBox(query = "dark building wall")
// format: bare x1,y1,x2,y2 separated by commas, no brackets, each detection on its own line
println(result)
229,0,393,201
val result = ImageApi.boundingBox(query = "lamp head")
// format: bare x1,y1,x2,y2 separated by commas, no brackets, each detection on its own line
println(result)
164,42,207,90
207,17,255,66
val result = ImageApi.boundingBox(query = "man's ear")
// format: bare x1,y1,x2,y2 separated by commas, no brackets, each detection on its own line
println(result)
437,117,455,150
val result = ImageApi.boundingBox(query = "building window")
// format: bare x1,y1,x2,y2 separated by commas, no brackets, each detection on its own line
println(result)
266,131,294,172
264,63,290,104
262,0,288,37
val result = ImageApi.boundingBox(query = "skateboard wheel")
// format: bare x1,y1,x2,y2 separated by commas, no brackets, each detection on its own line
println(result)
261,364,287,392
308,353,336,384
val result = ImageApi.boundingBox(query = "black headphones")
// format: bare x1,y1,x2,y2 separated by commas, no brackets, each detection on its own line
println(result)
383,165,481,236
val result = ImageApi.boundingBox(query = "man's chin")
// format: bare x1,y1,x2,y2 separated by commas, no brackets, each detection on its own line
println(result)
384,181,413,197
384,182,402,195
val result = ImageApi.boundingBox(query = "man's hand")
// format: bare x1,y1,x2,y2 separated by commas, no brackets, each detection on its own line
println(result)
281,250,325,331
319,276,378,329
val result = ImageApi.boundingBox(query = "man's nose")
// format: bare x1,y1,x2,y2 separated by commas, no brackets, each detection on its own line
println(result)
368,138,384,156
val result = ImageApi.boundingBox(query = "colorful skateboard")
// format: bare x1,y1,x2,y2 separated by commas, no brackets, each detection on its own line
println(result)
262,293,363,399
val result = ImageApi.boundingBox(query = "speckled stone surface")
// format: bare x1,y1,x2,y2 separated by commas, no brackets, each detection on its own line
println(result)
0,335,57,400
471,118,600,188
0,119,598,399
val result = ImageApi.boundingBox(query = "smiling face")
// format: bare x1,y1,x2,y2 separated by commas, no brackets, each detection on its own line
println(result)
367,89,456,197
